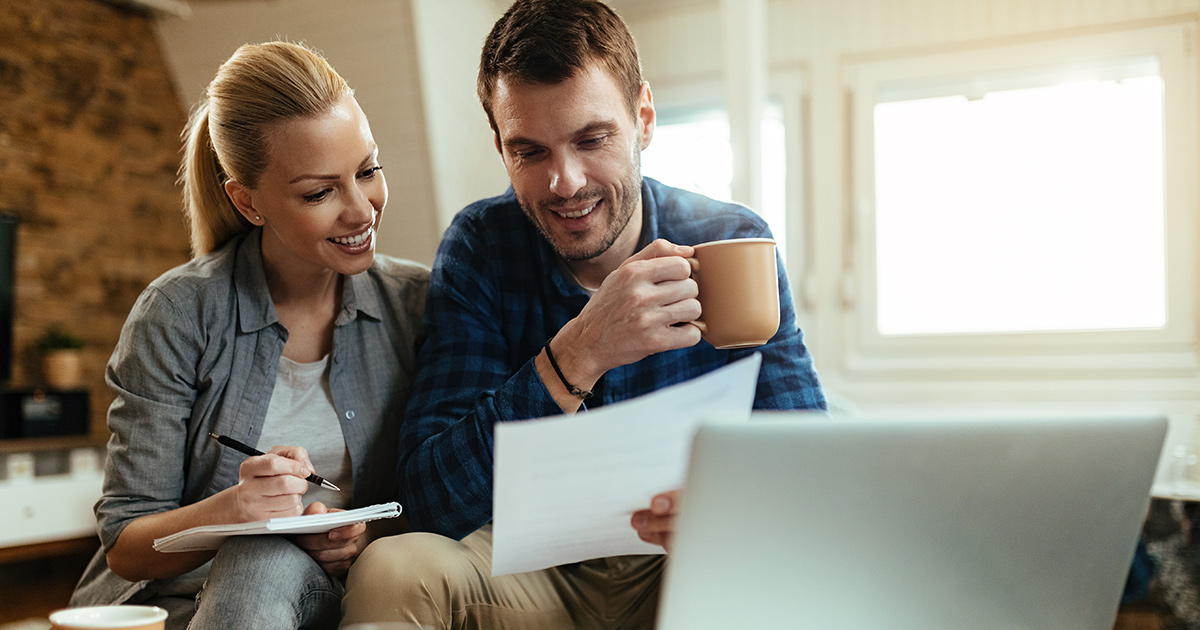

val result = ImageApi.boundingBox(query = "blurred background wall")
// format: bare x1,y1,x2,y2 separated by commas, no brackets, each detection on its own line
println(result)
3,0,1199,463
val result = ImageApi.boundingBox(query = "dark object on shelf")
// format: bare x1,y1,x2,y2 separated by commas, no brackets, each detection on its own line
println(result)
0,214,16,385
1137,498,1200,629
1123,538,1156,603
0,389,89,438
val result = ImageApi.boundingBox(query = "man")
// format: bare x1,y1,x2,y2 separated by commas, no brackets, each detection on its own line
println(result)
342,0,825,627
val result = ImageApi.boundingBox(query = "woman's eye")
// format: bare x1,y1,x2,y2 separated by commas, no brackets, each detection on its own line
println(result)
303,189,332,203
359,166,383,179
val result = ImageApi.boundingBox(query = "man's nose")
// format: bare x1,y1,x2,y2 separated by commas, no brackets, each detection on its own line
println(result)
549,154,585,199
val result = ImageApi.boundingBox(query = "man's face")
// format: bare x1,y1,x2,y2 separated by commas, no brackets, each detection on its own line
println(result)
491,63,655,263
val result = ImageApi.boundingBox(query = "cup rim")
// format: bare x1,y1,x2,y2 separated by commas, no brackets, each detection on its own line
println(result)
49,605,168,627
693,237,776,249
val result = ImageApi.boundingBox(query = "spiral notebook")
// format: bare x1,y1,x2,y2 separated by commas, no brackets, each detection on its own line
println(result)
152,501,401,552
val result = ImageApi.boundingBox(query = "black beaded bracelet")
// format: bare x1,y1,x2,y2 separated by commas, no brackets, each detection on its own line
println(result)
544,336,593,400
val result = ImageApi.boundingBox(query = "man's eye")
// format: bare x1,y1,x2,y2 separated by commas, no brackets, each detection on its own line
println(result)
579,136,605,148
515,149,544,160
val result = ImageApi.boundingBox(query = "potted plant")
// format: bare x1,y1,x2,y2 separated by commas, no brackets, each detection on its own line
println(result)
35,324,86,390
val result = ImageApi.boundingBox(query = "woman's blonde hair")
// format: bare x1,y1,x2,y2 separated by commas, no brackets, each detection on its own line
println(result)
180,41,352,256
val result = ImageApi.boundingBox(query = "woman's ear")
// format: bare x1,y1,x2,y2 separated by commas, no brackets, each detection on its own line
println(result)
224,180,263,225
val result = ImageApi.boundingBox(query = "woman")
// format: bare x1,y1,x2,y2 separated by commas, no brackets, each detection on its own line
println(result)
68,41,427,630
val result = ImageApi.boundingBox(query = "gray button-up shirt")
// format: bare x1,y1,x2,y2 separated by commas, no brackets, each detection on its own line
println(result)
71,229,428,606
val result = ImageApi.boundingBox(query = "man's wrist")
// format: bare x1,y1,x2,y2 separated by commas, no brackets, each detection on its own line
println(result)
548,322,606,387
545,336,592,400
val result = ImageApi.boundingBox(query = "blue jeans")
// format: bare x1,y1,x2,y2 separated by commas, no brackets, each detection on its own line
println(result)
146,535,343,630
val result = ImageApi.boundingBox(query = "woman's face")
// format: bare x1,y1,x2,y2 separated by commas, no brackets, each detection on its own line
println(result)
227,94,386,280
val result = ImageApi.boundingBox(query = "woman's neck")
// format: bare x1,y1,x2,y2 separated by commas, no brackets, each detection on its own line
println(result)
259,237,342,362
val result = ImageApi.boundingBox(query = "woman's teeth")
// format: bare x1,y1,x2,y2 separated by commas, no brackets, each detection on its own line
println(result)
331,228,372,246
559,203,596,219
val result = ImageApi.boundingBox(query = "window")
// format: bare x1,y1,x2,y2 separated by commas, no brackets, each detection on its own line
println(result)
642,103,788,257
844,23,1197,377
873,66,1165,336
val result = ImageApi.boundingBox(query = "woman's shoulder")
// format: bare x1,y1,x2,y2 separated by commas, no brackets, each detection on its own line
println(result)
139,241,240,314
363,255,430,319
368,254,431,291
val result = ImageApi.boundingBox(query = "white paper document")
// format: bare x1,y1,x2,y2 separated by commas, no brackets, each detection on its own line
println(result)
152,501,402,552
491,354,761,576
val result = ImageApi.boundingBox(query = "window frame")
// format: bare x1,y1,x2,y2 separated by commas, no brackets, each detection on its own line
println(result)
842,23,1198,380
644,71,809,287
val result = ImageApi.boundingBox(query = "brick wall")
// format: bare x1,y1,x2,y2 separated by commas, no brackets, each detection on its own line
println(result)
0,0,190,437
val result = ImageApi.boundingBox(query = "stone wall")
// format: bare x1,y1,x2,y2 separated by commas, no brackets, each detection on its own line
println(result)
0,0,190,437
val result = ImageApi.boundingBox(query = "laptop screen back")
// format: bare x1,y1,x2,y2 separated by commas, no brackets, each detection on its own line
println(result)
657,413,1166,630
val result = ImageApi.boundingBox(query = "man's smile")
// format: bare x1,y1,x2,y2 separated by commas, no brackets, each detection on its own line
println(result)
552,201,599,220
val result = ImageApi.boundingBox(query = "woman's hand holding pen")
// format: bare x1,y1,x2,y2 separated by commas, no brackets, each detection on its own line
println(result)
234,445,315,522
291,502,365,576
226,440,365,575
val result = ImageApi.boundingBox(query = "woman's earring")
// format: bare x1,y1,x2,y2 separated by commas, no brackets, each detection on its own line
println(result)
254,215,262,223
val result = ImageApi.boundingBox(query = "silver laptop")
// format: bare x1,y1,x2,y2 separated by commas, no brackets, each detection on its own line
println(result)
657,413,1167,630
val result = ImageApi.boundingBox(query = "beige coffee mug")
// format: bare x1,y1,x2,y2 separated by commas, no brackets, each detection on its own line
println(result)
688,237,780,349
49,605,167,630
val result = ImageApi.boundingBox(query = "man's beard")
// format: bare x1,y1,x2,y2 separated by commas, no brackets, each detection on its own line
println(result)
518,157,642,262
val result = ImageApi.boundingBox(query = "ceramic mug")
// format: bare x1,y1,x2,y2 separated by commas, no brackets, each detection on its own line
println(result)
49,605,168,630
688,237,780,349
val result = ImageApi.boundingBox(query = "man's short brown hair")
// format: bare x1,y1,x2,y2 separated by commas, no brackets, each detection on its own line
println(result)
478,0,644,132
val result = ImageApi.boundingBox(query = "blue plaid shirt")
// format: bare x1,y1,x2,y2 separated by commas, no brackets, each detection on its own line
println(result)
400,177,826,538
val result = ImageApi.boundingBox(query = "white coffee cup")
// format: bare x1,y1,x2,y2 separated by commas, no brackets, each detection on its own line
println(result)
49,605,168,630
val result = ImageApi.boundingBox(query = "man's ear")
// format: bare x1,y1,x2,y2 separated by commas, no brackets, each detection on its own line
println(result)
224,180,262,225
637,81,656,150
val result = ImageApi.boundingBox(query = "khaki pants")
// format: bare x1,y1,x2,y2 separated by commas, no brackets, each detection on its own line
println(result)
341,525,664,630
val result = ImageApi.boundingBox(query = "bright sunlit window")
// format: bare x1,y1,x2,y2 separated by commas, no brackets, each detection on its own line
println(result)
873,71,1165,336
642,106,788,256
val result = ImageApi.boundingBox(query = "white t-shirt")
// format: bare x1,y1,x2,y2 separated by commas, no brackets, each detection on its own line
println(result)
256,354,353,509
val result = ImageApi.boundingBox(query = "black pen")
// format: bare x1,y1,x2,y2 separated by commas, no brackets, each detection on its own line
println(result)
208,432,341,491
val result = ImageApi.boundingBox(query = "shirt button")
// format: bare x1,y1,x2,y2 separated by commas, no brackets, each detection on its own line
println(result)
345,410,356,420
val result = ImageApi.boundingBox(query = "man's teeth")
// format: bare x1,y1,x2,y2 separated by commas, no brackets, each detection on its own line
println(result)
558,203,596,219
331,228,372,246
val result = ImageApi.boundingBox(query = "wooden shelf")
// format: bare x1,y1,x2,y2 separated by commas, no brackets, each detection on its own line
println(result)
0,535,98,564
0,434,106,454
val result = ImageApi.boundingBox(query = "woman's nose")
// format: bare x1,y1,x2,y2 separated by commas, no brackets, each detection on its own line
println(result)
347,183,379,224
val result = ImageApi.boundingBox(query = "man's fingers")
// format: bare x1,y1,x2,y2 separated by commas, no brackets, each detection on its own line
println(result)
631,511,672,534
621,255,693,286
633,519,672,552
651,490,678,515
627,238,694,262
